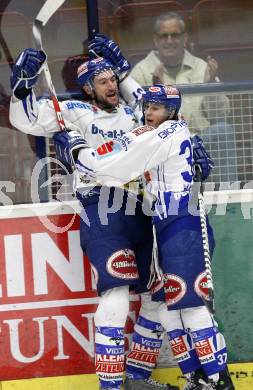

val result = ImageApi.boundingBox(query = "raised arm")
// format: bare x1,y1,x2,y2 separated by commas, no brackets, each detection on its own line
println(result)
9,48,70,136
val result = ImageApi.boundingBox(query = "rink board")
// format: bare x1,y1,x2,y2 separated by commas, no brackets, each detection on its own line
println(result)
1,363,253,389
0,190,252,385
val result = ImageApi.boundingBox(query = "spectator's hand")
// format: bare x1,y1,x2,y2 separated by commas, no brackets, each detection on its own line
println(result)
10,48,46,96
191,135,214,181
88,34,130,79
204,56,218,82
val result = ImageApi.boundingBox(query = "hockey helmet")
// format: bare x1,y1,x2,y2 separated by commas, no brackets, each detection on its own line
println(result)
143,84,181,117
77,57,115,87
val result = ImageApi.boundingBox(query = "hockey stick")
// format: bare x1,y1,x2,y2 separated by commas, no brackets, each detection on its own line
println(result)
195,166,215,315
33,0,67,131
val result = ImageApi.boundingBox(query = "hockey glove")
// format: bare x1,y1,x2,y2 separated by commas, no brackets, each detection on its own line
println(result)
88,34,130,80
53,130,88,173
10,48,46,98
191,135,214,181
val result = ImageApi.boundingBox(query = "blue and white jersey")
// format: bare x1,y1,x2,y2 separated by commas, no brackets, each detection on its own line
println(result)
9,76,144,193
77,119,193,215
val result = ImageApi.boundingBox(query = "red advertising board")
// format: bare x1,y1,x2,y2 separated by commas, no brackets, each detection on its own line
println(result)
0,209,140,380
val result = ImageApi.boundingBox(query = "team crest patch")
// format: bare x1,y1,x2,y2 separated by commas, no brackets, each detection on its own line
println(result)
106,249,139,279
163,274,187,306
194,271,210,301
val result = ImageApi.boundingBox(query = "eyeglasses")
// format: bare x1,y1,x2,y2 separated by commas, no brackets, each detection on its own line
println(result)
156,32,185,40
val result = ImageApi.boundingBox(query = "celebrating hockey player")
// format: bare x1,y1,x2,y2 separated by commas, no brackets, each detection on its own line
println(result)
53,83,235,390
9,45,180,390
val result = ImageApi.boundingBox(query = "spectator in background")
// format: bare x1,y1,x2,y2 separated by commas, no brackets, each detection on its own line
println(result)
130,12,219,133
201,95,238,184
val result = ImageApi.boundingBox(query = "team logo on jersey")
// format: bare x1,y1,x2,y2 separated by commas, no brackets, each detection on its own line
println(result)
163,274,187,306
194,271,210,301
106,249,139,279
132,125,154,136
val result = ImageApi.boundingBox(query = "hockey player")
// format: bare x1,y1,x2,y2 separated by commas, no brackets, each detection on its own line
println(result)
53,84,235,390
9,48,179,390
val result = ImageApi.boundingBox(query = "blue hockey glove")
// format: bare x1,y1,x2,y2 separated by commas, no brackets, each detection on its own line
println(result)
53,130,88,173
88,34,130,79
10,48,46,97
191,135,214,181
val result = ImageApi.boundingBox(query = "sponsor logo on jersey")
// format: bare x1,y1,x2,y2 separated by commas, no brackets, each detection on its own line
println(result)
91,124,126,139
127,342,160,364
66,101,94,111
96,353,125,373
132,125,154,136
141,339,162,348
195,339,215,363
194,271,210,301
158,120,187,139
163,274,187,306
106,249,139,279
170,336,188,357
105,347,125,355
96,140,124,159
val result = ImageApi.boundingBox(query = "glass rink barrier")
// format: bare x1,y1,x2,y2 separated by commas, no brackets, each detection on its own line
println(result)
46,81,253,200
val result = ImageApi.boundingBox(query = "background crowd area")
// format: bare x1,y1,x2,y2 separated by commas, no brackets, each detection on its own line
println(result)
0,0,253,204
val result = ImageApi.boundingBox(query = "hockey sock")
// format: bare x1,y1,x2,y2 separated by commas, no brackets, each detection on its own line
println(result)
126,315,164,380
95,326,125,389
190,326,228,377
168,328,202,374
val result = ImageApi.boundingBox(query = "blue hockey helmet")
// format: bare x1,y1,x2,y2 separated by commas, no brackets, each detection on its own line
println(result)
77,57,115,87
143,84,181,117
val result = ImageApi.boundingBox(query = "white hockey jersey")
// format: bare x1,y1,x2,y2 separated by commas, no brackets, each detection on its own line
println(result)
77,119,193,211
9,76,144,194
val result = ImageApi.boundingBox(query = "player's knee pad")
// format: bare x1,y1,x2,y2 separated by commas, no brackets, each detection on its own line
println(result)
94,285,129,327
181,305,217,331
157,304,184,332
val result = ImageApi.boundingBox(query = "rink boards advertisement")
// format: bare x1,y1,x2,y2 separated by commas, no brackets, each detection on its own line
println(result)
0,198,253,390
0,202,141,380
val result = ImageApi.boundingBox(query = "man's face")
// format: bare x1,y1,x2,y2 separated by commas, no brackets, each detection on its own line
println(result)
154,18,186,66
92,69,119,110
144,102,170,128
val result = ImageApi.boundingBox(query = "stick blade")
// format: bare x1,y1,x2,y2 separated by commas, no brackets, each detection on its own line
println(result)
35,0,66,26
